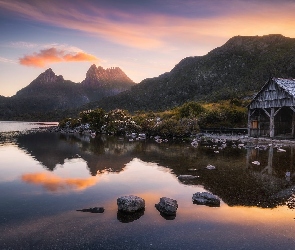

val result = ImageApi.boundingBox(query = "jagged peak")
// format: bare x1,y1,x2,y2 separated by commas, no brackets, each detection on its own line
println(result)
88,64,97,71
82,64,134,87
85,65,127,79
44,68,54,73
35,68,64,83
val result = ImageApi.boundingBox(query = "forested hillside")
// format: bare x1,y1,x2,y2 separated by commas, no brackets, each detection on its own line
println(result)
90,34,295,112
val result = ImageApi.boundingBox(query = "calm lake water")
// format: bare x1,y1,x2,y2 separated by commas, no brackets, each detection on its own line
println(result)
0,122,295,249
0,121,58,132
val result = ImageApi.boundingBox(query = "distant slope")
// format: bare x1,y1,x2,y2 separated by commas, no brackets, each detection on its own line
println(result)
0,65,135,120
91,34,295,112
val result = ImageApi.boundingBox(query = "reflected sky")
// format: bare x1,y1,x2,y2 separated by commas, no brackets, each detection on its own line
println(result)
0,132,295,249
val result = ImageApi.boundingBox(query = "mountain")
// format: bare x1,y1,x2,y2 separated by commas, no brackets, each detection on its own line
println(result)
0,65,135,121
89,34,295,112
82,64,134,88
81,64,135,100
13,68,86,111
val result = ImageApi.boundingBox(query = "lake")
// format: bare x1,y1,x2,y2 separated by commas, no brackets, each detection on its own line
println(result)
0,121,59,133
0,122,294,249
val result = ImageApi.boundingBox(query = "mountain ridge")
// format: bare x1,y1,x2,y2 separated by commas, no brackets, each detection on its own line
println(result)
0,65,135,120
88,34,295,112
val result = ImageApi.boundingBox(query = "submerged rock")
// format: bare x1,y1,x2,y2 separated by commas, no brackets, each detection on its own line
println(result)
252,161,260,165
188,168,197,171
117,195,145,213
206,164,216,170
192,192,220,207
76,207,105,213
155,197,178,215
178,175,199,180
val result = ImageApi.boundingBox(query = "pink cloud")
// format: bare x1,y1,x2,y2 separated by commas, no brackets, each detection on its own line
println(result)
2,0,295,51
19,47,98,67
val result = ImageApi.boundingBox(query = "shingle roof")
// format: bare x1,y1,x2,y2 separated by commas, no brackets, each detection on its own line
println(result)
275,78,295,98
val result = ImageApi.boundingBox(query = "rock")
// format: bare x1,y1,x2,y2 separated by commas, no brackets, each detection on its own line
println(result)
206,164,216,170
251,161,260,165
138,133,146,140
155,197,178,215
192,192,220,207
76,207,105,213
277,148,286,152
117,195,145,213
178,175,199,180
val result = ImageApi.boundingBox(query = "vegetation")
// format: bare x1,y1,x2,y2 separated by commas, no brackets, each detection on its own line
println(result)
59,100,247,138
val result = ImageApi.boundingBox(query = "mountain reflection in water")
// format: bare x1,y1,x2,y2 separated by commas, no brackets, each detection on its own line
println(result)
15,132,295,208
1,131,295,249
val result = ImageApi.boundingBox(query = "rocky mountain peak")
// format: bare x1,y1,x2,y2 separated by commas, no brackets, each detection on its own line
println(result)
82,64,134,88
36,68,64,83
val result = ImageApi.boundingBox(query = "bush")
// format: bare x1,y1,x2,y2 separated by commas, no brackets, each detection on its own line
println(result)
79,108,105,132
178,102,206,118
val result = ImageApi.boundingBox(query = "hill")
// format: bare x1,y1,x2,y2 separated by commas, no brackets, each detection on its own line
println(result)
89,34,295,112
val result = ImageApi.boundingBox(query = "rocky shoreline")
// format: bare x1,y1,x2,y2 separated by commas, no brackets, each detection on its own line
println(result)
3,123,295,148
0,125,57,142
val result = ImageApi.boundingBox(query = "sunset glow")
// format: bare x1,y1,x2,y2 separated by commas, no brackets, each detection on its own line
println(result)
1,0,295,96
21,172,98,192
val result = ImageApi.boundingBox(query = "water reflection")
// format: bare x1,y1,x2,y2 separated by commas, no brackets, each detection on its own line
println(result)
21,172,98,192
156,210,177,220
10,132,295,209
117,209,145,223
1,135,295,249
16,132,132,175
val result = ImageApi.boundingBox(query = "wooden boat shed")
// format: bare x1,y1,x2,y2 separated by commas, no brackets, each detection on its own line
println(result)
248,77,295,138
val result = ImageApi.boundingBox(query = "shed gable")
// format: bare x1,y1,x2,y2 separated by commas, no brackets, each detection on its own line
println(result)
249,78,295,109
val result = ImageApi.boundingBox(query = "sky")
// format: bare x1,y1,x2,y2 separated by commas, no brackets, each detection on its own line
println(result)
1,0,295,97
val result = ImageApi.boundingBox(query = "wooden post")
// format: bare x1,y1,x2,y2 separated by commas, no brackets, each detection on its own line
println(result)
258,109,261,137
267,145,273,175
245,147,250,169
270,108,275,138
291,147,294,173
292,112,295,138
247,109,251,136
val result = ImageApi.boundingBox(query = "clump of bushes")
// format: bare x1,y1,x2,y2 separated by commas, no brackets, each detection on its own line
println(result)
198,101,247,128
59,100,247,137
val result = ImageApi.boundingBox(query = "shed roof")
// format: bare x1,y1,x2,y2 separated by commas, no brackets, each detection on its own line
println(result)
275,78,295,97
248,77,295,109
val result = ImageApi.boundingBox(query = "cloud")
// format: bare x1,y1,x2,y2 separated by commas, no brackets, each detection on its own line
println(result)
19,47,98,67
2,0,295,51
9,41,38,49
21,172,98,192
0,56,17,64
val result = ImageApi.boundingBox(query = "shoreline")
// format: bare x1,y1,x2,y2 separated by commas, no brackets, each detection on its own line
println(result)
2,124,295,147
